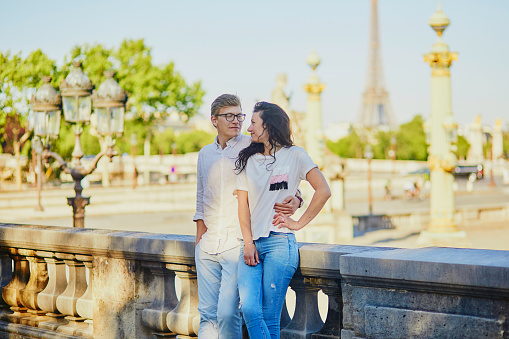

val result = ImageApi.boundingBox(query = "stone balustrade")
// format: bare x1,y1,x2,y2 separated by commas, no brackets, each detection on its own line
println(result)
0,223,507,338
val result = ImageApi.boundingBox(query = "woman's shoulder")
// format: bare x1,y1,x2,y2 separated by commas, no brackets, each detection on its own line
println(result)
284,145,308,156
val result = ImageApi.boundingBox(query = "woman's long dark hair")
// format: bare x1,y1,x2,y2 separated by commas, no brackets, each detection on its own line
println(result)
235,101,293,173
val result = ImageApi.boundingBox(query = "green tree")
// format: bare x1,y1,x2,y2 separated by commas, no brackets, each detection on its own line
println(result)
454,135,470,160
372,130,395,159
175,130,214,154
503,132,509,159
326,130,364,158
60,39,205,156
395,115,428,161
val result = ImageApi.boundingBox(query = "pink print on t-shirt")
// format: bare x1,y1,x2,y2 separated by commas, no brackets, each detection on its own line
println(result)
269,173,289,191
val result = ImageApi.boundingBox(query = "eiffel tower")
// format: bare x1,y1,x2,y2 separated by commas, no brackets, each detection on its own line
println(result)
358,0,396,128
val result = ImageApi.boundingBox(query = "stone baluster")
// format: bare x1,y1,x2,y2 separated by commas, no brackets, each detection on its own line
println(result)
2,248,30,323
75,255,94,338
0,247,13,317
37,251,69,330
309,278,342,339
55,253,88,335
166,263,200,337
141,261,179,337
18,249,49,326
280,275,324,339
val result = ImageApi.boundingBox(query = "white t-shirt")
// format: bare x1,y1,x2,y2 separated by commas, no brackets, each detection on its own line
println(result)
235,146,317,240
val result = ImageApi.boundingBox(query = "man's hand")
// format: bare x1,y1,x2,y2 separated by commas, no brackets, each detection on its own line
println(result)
273,196,300,216
243,243,259,266
272,212,302,230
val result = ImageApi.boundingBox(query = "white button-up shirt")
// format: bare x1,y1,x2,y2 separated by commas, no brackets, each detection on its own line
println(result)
193,134,251,254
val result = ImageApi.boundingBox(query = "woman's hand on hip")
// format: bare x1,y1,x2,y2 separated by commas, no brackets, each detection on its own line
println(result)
273,212,302,230
243,243,259,266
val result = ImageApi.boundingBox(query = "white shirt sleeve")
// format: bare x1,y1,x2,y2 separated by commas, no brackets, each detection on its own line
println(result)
297,147,318,181
234,168,249,194
193,150,204,221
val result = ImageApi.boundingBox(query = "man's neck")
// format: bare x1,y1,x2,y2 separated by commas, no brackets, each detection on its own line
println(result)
217,134,234,149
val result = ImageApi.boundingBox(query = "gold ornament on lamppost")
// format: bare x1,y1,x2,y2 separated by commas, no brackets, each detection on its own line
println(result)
418,3,467,246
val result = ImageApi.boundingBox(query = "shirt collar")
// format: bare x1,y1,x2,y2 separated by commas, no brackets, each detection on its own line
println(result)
214,134,242,150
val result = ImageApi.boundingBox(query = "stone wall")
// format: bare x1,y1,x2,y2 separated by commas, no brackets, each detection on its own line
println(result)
0,223,507,338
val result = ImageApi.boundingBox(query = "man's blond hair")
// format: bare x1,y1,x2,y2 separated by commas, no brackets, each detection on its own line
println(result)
211,94,241,116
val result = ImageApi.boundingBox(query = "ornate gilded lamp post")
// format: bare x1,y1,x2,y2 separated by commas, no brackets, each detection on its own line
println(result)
418,4,467,246
38,62,127,228
303,51,326,168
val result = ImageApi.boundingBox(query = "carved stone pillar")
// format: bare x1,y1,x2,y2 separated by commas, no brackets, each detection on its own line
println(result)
166,264,199,337
75,255,94,338
141,261,178,336
281,275,324,339
19,249,49,326
55,253,88,335
2,248,30,323
37,251,68,330
310,278,342,339
0,247,13,316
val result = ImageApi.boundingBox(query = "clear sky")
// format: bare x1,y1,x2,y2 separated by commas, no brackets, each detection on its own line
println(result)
2,0,508,128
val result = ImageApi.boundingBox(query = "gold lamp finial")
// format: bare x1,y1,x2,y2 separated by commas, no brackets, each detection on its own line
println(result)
429,2,450,37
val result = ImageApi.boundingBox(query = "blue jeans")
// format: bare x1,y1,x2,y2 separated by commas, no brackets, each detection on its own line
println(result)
195,242,242,339
238,232,299,339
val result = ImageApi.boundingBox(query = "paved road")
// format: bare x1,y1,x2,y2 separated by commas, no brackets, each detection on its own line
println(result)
5,173,509,251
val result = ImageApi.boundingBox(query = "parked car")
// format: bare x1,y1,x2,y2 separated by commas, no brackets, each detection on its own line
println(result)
453,164,484,179
408,164,484,180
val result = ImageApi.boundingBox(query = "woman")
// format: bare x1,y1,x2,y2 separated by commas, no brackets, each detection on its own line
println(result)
235,101,331,338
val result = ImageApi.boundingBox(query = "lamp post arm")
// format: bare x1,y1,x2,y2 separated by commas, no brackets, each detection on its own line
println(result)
81,145,118,176
42,150,73,175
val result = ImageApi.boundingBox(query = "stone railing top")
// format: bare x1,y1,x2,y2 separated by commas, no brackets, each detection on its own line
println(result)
0,223,196,265
340,247,509,291
298,243,397,279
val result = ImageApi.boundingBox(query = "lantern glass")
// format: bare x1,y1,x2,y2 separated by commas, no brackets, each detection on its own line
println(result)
78,96,92,122
96,108,109,134
62,96,77,122
110,106,124,134
33,111,46,136
46,110,61,136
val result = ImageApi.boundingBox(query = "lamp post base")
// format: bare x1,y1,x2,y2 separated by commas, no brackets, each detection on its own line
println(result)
67,196,90,228
417,230,469,248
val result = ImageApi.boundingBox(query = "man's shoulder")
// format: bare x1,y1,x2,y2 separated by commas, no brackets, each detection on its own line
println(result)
239,134,251,144
232,134,251,149
198,142,217,154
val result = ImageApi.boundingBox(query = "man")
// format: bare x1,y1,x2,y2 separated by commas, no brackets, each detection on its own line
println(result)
193,94,300,338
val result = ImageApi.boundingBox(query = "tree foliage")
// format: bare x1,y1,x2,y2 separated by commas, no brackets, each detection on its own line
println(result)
326,115,429,161
503,132,509,159
326,129,364,158
1,39,205,159
394,115,428,161
454,135,470,160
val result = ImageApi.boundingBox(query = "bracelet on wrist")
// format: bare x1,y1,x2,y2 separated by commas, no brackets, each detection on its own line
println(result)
296,196,304,208
244,242,254,246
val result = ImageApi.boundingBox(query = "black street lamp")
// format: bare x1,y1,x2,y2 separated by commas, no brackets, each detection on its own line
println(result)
35,62,127,228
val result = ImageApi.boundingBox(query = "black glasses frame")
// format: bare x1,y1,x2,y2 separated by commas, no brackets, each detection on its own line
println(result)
216,113,246,122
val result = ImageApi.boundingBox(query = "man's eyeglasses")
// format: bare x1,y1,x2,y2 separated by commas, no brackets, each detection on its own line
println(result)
216,113,246,122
